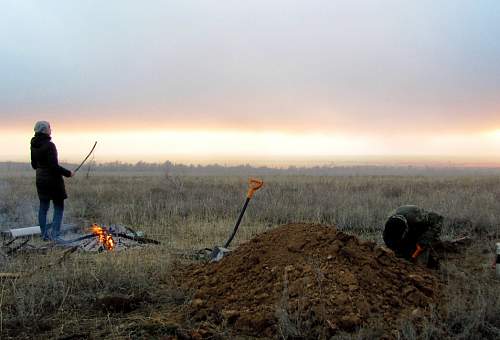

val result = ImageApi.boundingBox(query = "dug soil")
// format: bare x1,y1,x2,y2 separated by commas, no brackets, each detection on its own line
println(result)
179,223,442,338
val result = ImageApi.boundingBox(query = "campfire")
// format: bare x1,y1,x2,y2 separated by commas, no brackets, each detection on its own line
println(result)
78,224,160,252
1,223,161,255
91,224,115,251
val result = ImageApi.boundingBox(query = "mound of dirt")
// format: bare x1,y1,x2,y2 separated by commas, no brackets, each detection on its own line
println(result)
179,224,442,338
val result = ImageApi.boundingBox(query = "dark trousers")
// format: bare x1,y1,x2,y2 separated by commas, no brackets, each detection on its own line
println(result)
39,198,64,239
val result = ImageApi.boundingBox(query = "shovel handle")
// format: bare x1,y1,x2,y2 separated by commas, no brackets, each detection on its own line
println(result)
222,178,264,249
247,178,264,198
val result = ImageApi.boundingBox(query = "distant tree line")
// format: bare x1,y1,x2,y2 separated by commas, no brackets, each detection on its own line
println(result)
1,161,500,177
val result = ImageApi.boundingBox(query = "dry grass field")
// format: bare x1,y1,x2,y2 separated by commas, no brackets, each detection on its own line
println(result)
0,172,499,339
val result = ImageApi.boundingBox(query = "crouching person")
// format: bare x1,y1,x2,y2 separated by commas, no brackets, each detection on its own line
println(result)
383,205,443,269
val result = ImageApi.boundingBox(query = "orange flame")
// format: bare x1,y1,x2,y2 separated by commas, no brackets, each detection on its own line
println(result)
91,224,115,250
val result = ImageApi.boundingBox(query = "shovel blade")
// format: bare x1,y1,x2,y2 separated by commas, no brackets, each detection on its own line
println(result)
209,246,231,262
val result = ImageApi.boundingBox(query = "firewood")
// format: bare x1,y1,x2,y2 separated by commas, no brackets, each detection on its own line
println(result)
6,239,30,255
113,232,161,245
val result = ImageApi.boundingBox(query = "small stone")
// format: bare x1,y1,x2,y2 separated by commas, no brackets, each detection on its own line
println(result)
411,308,422,318
222,310,240,324
192,298,205,308
402,286,416,297
408,274,424,283
338,314,361,331
255,293,269,301
348,284,358,291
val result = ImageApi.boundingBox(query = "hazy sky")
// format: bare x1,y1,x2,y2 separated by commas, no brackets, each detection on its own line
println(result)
1,1,500,164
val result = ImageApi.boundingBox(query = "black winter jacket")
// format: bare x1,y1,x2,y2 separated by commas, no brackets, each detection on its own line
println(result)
30,133,71,200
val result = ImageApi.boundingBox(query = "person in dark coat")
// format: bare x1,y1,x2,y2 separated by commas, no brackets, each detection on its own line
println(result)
30,121,74,241
383,205,443,268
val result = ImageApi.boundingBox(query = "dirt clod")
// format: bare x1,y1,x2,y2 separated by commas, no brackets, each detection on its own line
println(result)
179,223,442,337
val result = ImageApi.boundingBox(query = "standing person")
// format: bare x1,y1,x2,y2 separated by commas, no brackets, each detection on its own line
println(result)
383,205,443,268
30,121,74,241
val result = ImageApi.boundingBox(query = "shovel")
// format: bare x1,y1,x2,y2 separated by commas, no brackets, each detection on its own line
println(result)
209,178,264,261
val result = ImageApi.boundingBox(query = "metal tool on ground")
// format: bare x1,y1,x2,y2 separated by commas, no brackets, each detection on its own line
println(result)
74,141,97,173
210,178,264,262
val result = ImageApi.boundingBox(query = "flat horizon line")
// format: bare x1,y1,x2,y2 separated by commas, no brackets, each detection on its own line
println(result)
1,159,500,169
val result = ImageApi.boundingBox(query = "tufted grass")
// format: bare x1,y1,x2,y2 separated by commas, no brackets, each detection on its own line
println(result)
0,172,499,338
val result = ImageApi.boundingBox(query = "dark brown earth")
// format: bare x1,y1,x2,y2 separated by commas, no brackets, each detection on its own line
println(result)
179,223,442,338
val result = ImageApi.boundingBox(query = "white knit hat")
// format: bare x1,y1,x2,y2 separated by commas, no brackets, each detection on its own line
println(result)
34,121,51,134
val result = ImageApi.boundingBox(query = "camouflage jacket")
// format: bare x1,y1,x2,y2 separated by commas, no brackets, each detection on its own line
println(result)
388,205,443,256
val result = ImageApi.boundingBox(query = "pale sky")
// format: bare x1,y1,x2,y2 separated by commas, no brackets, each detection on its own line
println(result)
1,1,500,164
